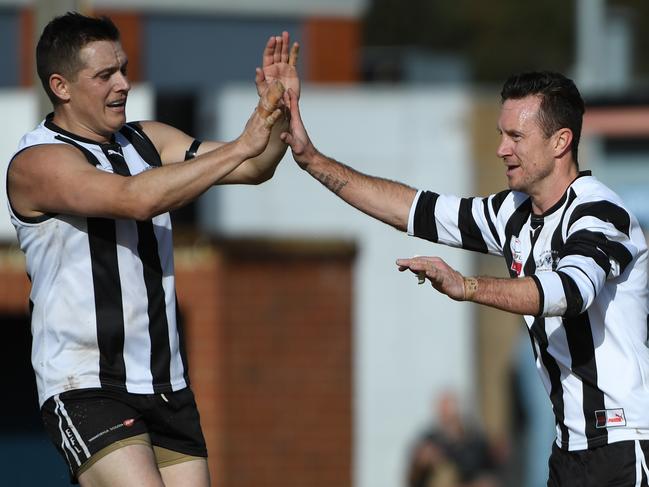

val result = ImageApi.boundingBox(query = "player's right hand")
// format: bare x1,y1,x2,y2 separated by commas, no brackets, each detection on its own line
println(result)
237,80,285,158
280,88,317,169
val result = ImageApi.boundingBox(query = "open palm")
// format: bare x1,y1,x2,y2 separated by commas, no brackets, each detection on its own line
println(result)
256,31,300,99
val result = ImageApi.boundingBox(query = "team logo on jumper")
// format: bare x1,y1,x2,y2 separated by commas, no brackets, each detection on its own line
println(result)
510,237,523,276
595,408,626,428
535,250,559,272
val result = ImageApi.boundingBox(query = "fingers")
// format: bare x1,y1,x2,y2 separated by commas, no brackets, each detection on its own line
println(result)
262,36,276,68
280,31,289,64
263,32,298,67
254,67,265,95
273,35,282,64
257,80,286,119
285,88,301,119
264,108,283,129
289,42,300,67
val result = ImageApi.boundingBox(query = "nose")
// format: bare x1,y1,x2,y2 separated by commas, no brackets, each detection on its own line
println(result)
115,71,130,93
496,136,511,159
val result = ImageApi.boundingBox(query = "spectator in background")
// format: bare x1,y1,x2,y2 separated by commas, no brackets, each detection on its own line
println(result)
406,391,501,487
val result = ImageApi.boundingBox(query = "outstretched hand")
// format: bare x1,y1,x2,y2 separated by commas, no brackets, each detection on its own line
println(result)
396,256,466,301
238,80,286,158
280,88,316,168
256,31,300,100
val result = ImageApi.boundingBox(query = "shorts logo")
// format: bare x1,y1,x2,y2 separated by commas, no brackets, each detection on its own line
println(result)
595,408,626,428
123,418,136,427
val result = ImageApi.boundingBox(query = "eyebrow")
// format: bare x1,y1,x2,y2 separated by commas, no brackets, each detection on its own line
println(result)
497,127,524,138
93,59,129,78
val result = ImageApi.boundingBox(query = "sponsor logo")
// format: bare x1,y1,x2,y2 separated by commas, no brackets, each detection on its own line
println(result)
107,149,123,158
510,237,523,276
595,408,626,428
123,418,136,427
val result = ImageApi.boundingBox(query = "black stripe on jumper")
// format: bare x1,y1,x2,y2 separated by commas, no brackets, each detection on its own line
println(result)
458,197,488,253
551,188,607,449
102,145,172,390
520,205,569,448
55,135,127,387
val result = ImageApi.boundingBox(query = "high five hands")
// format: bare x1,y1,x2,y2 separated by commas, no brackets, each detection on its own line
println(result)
256,31,300,100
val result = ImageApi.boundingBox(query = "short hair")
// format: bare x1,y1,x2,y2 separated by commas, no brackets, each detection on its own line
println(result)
36,12,120,105
500,71,585,164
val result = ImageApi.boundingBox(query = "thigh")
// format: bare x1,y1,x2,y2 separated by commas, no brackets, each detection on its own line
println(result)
41,389,149,482
145,388,208,459
159,457,210,487
78,442,164,487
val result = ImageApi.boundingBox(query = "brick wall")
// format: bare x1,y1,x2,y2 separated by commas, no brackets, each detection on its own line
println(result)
176,238,355,487
0,238,355,487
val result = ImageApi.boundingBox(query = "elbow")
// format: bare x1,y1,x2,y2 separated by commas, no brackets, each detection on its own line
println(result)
119,182,162,221
248,166,277,185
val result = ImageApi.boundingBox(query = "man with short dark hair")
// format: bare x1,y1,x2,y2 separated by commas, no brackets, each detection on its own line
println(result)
7,11,298,487
280,71,649,486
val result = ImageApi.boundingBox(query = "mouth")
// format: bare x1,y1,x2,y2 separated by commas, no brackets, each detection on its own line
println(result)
106,98,127,110
504,162,519,177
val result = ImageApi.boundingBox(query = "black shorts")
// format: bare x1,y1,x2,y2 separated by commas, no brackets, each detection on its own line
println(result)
548,440,649,487
41,387,207,483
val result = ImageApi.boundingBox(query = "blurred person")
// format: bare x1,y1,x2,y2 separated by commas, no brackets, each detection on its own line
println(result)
406,390,500,487
280,71,649,486
5,12,298,487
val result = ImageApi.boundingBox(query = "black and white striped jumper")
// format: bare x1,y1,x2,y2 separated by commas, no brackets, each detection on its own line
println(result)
7,115,189,407
408,171,649,451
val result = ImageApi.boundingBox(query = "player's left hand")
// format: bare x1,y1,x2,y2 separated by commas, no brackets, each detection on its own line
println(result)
256,31,300,100
396,256,466,301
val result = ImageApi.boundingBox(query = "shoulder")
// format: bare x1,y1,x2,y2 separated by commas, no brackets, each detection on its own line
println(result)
570,173,623,205
136,120,188,144
486,189,529,217
12,143,85,167
566,175,636,234
9,143,97,189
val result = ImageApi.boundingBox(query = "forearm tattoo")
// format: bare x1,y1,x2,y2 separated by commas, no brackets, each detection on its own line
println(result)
310,169,348,195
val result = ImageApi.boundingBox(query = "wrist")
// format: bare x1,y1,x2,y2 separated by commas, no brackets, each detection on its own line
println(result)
463,277,478,301
232,136,258,161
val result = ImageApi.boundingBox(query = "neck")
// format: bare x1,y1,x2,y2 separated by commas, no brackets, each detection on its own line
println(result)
52,107,113,144
530,161,579,214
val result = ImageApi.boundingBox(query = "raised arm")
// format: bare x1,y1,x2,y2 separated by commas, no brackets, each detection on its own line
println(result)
143,32,300,185
8,83,284,221
281,88,416,231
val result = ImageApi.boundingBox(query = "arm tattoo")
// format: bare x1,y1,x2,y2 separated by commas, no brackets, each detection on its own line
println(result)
310,169,348,195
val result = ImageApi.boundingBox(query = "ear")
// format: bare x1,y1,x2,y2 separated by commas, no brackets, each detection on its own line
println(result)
552,128,573,158
49,73,71,103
